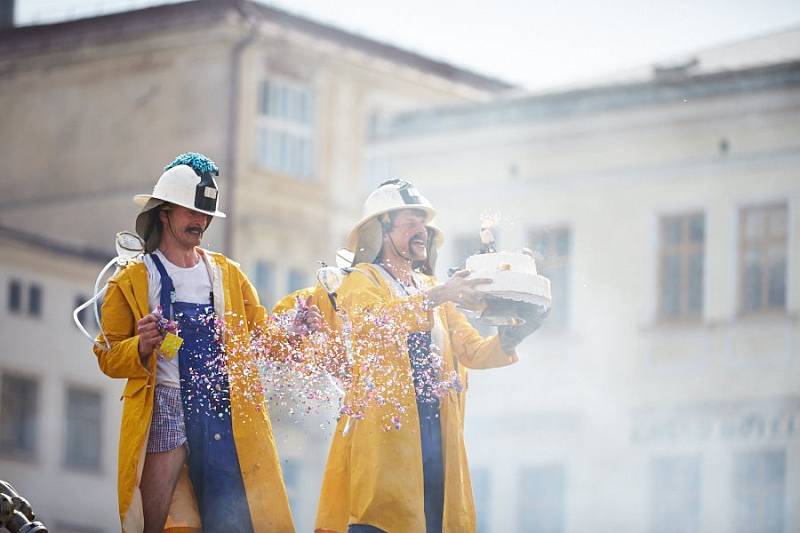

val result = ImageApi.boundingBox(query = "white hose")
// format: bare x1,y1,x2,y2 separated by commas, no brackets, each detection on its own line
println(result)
73,257,118,351
73,232,145,351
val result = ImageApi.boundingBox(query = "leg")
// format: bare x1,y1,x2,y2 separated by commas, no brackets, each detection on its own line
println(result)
141,444,187,533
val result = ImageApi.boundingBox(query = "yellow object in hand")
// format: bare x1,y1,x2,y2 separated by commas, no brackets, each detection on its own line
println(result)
158,333,184,361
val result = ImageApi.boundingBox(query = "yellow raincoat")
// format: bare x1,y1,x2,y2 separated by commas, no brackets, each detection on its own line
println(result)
315,264,517,533
94,249,295,532
272,286,338,327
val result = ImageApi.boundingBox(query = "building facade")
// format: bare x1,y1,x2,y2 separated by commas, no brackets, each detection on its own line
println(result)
366,40,800,532
0,228,119,532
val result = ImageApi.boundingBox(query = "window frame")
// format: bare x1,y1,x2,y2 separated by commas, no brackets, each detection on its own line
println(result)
255,78,316,180
738,202,788,316
0,372,40,461
27,283,43,318
733,448,786,533
63,384,104,473
657,211,705,323
8,278,23,314
528,225,571,330
253,259,274,303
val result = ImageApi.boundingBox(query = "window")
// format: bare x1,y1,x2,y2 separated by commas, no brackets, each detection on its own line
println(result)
8,279,22,313
658,213,704,320
253,260,274,302
518,464,566,533
28,283,42,317
740,203,787,313
472,467,491,533
734,450,785,533
0,374,39,458
529,227,571,328
7,281,44,318
64,387,102,471
453,234,481,268
649,455,701,533
288,268,307,293
256,80,315,179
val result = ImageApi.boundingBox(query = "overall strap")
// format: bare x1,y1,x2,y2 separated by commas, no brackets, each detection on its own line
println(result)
149,253,176,319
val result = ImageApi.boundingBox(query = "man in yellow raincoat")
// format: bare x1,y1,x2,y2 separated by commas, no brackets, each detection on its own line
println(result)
95,152,320,533
315,180,546,533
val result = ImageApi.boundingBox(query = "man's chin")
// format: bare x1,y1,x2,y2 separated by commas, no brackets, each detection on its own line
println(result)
411,250,428,263
184,234,203,246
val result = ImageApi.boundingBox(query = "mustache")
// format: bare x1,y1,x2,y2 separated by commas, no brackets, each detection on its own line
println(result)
408,232,427,245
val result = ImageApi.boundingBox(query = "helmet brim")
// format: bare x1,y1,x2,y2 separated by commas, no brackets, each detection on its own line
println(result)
132,193,226,218
346,204,435,252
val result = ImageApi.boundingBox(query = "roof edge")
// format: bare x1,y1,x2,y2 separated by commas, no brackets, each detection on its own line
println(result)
1,0,514,92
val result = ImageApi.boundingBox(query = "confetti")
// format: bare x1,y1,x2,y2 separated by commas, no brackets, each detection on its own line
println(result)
175,299,461,432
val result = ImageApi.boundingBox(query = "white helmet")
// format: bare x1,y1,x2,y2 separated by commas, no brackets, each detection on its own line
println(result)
347,179,442,269
133,152,226,252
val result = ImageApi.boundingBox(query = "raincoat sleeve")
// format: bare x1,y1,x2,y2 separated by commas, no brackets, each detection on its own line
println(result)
238,266,304,361
93,279,151,379
339,268,434,334
444,302,518,369
271,286,349,371
271,287,316,315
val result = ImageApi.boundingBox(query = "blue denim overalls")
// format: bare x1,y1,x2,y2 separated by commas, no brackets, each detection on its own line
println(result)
150,254,254,533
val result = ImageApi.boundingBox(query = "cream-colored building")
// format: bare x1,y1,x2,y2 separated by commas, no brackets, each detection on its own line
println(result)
0,1,510,530
366,29,800,533
0,229,123,532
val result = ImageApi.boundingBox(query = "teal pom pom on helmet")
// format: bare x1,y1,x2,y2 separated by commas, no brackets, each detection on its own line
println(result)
164,151,219,177
133,151,226,252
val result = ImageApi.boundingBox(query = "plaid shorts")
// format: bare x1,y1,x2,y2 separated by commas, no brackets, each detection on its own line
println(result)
146,385,187,454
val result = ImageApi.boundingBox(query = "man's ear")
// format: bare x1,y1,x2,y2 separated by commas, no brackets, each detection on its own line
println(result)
158,208,169,224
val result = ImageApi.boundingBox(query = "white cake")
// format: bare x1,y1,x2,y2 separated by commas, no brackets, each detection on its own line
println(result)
465,251,552,308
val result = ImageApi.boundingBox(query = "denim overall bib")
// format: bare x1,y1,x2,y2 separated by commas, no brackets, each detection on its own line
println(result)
150,254,254,533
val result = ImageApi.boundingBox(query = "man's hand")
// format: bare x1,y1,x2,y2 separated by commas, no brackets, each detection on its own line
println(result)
498,303,550,353
137,313,165,364
426,270,491,309
291,295,324,336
